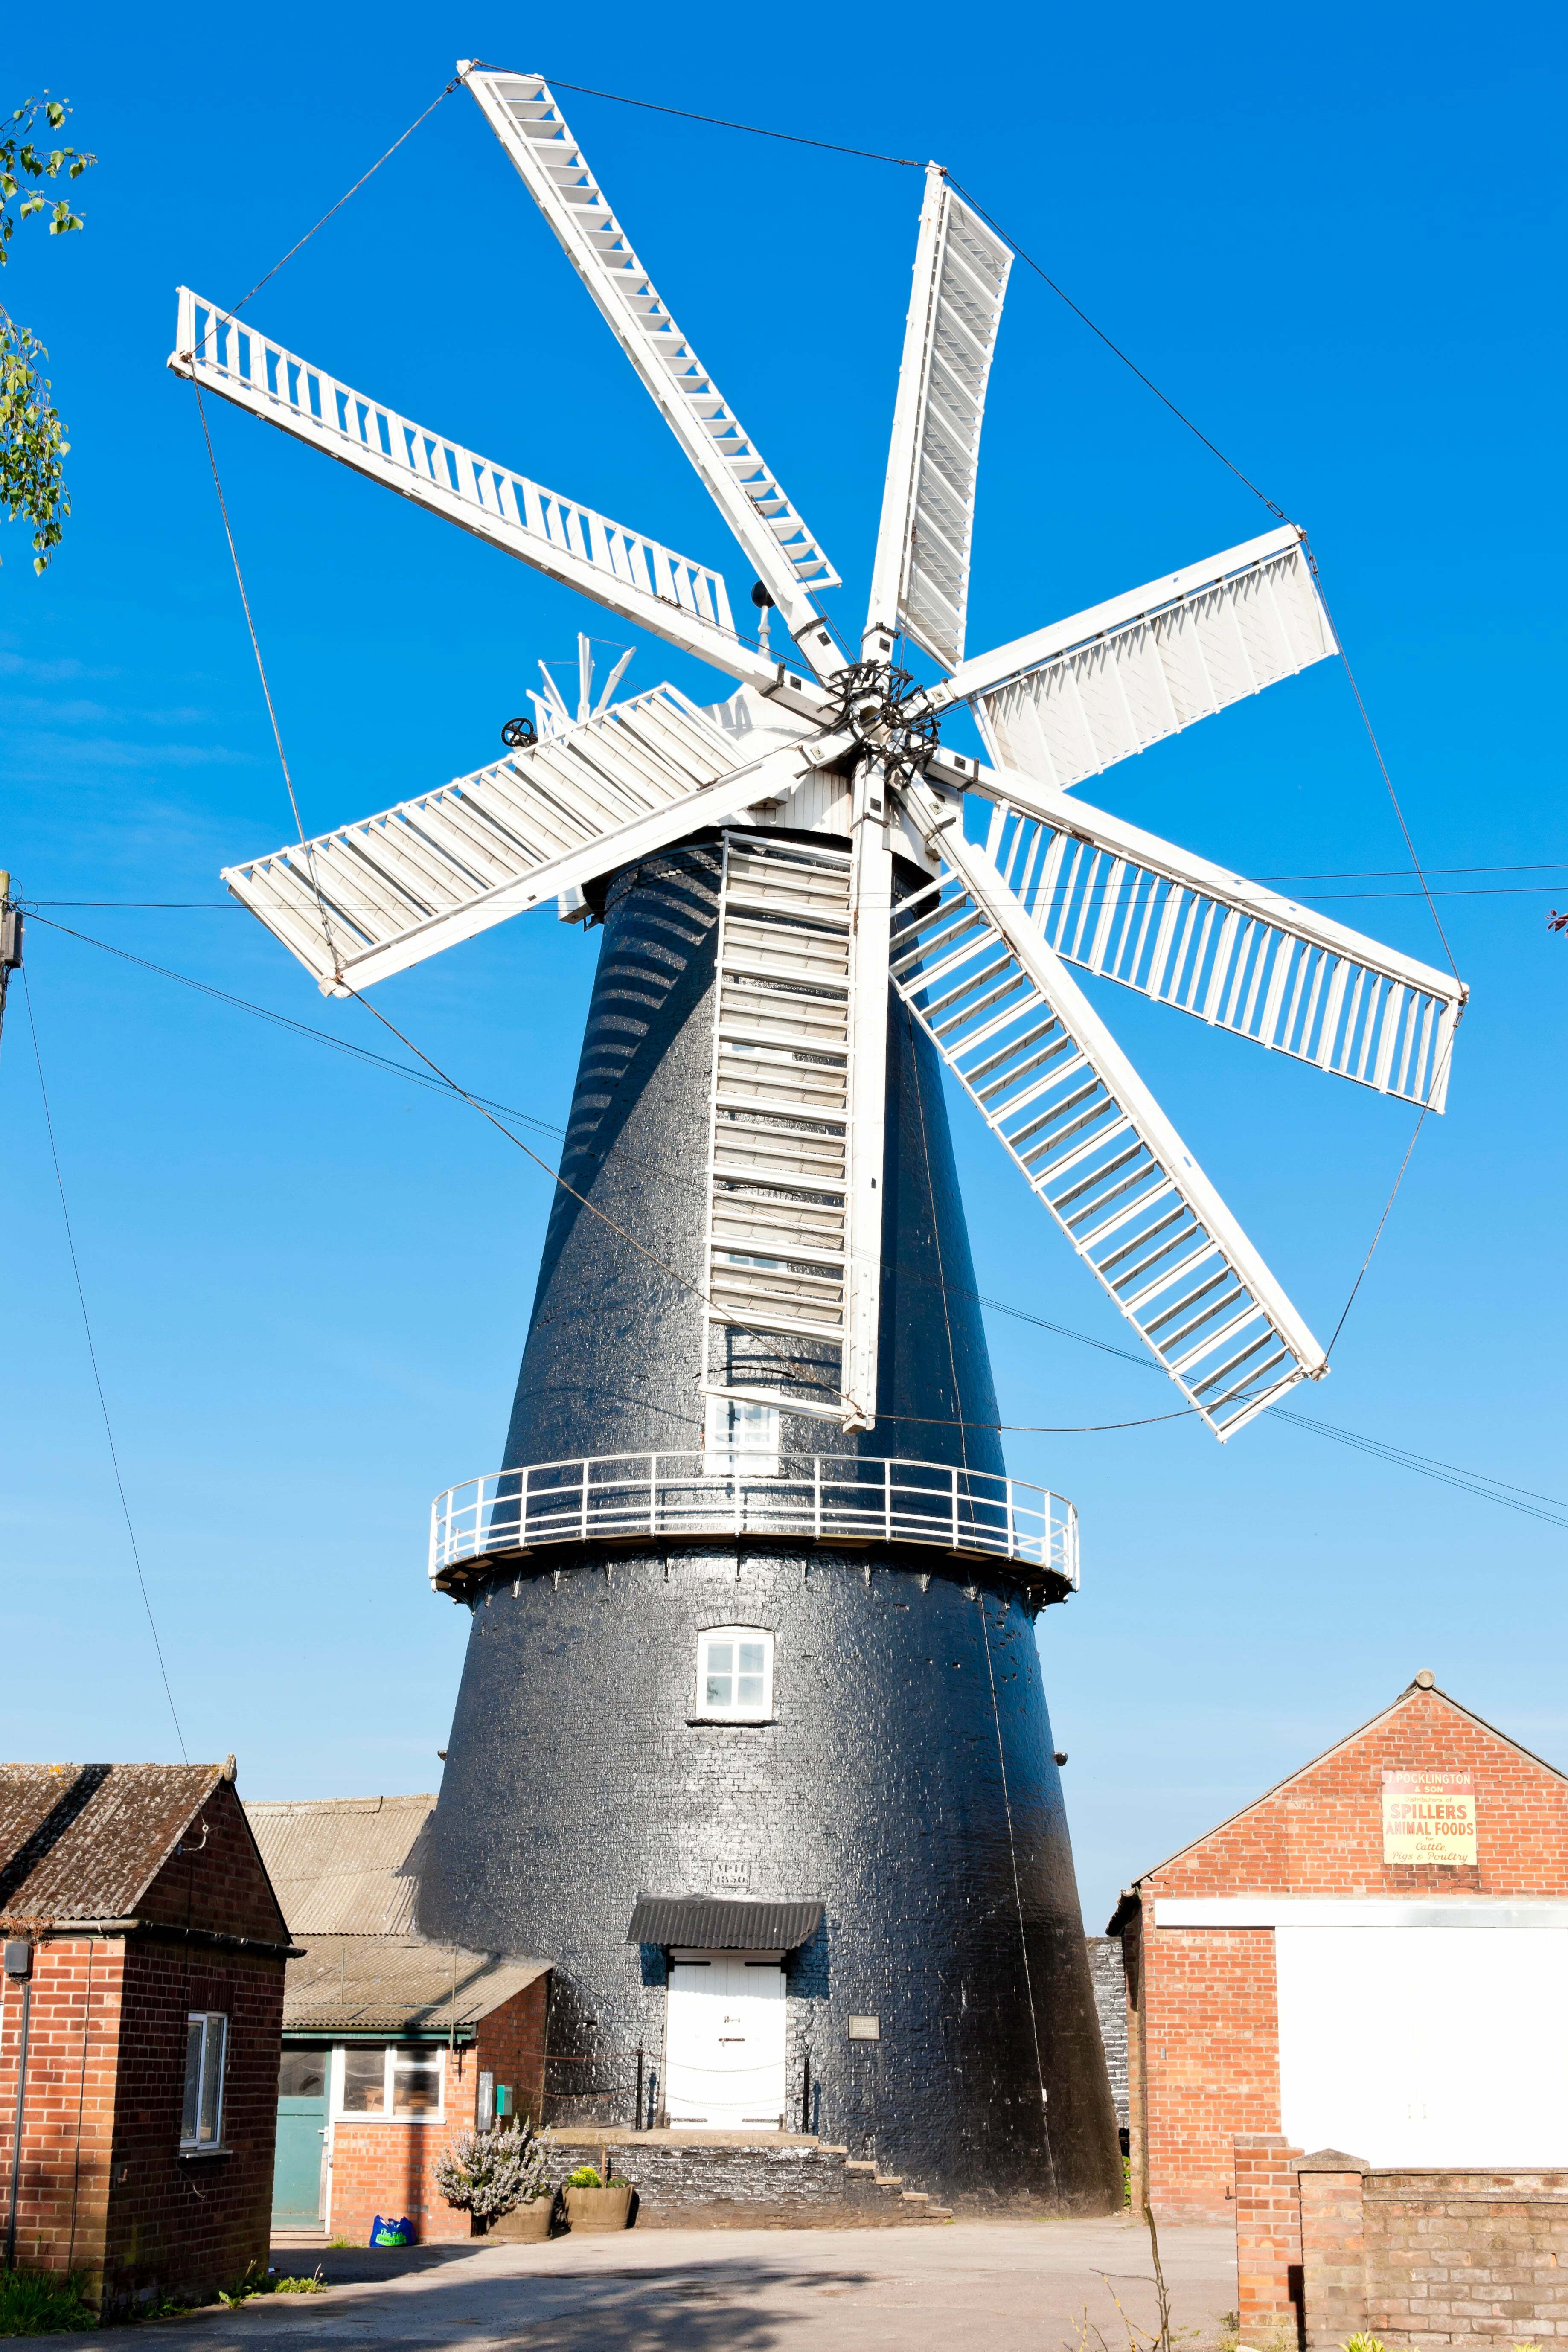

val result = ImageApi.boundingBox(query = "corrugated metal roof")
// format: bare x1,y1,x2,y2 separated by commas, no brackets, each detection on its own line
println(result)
0,1762,224,1926
282,1936,547,2034
625,1896,824,1951
244,1794,435,1935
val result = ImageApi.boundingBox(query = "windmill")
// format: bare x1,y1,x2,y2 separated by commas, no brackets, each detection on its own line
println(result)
172,68,1464,1448
169,68,1466,2199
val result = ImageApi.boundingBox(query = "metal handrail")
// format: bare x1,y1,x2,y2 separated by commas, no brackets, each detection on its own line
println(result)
428,1452,1079,1590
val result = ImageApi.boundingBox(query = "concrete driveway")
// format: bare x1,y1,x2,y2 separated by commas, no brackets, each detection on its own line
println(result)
38,2218,1238,2352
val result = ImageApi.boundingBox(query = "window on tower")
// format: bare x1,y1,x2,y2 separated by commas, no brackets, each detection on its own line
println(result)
703,1396,780,1477
696,1626,775,1721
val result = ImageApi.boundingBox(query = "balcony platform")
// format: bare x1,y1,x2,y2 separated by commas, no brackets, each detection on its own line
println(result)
428,1452,1079,1606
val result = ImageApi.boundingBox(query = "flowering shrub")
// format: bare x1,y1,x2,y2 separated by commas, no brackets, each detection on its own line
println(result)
435,2122,547,2222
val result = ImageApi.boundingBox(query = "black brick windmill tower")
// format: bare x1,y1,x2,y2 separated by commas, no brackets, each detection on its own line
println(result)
176,65,1465,2202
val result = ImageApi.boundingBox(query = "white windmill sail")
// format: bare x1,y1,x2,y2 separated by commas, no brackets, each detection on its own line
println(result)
866,168,1012,671
932,526,1336,787
702,831,857,1422
893,783,1326,1436
462,67,842,671
223,687,845,994
168,289,762,686
968,773,1466,1111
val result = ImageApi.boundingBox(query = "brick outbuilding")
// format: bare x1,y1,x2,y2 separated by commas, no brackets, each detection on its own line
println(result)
0,1761,295,2314
246,1796,548,2244
1108,1674,1568,2221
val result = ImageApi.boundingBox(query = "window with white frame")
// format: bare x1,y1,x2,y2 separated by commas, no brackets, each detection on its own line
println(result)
704,1395,780,1477
697,1626,775,1721
337,2044,445,2119
180,2012,227,2149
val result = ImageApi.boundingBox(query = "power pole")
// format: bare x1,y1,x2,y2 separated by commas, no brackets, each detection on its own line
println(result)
0,873,22,1053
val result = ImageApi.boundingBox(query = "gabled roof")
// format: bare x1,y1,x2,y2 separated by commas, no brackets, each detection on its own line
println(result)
0,1762,228,1927
244,1794,434,1936
1106,1675,1568,1933
282,1935,547,2035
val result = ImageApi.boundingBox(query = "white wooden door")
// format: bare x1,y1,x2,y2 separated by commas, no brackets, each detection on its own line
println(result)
664,1952,787,2129
1276,1924,1568,2164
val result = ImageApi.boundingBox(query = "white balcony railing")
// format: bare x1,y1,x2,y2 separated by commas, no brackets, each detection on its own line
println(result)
429,1453,1079,1591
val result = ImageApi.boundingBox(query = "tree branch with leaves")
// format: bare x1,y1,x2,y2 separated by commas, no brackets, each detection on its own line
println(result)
1,93,94,572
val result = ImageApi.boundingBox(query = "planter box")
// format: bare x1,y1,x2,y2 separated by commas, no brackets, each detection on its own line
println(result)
486,2197,556,2243
564,2183,634,2233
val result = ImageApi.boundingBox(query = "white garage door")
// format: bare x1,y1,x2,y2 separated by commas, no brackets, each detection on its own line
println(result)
1276,1924,1568,2165
665,1951,787,2130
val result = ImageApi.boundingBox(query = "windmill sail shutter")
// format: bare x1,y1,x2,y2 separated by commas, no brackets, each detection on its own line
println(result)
896,190,1012,672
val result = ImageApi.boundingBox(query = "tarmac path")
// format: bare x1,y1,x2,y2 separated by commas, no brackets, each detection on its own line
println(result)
23,2218,1237,2352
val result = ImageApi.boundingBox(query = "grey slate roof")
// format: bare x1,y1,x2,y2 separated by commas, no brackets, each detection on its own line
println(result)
244,1794,434,1935
626,1896,824,1951
281,1934,547,2035
0,1762,226,1926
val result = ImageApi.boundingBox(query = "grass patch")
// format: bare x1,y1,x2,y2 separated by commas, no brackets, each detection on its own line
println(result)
0,2268,98,2336
218,2266,326,2308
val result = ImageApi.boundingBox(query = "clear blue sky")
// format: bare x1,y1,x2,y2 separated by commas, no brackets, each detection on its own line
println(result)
4,0,1564,1928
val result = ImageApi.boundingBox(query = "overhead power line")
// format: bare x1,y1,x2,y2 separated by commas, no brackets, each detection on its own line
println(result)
18,970,189,1757
28,913,1559,1530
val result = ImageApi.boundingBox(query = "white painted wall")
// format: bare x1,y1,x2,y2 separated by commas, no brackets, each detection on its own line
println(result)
1275,1924,1568,2166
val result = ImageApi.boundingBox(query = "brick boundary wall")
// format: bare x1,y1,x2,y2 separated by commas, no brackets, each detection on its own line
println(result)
1235,2133,1305,2333
1235,2143,1568,2351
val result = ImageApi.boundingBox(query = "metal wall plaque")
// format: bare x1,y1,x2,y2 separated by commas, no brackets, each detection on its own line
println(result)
847,2015,881,2041
1382,1769,1476,1864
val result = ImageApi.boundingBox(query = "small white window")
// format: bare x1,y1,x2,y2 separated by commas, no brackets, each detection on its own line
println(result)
704,1395,780,1476
180,2012,227,2148
697,1625,774,1721
337,2044,444,2120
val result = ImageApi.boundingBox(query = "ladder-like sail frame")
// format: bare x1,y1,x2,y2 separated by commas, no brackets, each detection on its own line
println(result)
897,782,1326,1436
464,67,842,671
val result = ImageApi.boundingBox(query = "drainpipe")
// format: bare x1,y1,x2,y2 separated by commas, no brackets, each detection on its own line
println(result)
4,1941,35,2270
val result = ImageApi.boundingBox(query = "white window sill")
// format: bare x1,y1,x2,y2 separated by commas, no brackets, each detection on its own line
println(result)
332,2113,446,2127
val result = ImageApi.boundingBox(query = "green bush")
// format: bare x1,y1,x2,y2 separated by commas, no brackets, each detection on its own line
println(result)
0,2267,98,2335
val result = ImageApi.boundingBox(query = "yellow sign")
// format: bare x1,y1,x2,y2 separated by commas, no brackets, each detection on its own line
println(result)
1381,1769,1476,1864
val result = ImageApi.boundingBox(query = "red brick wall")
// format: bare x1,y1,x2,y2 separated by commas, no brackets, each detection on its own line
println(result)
1128,1688,1568,2220
101,1938,282,2308
139,1779,291,1946
1135,1929,1280,2220
325,1984,550,2246
0,1936,122,2279
0,1933,282,2312
476,1980,549,2127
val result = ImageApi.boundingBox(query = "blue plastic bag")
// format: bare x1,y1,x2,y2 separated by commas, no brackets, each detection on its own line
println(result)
369,2215,411,2247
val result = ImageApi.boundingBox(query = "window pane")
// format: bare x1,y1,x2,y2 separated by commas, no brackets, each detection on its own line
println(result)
341,2047,387,2113
738,1642,765,1675
737,1675,764,1705
181,2020,204,2144
391,2050,443,2116
704,1639,733,1707
279,2051,326,2099
198,2015,226,2143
